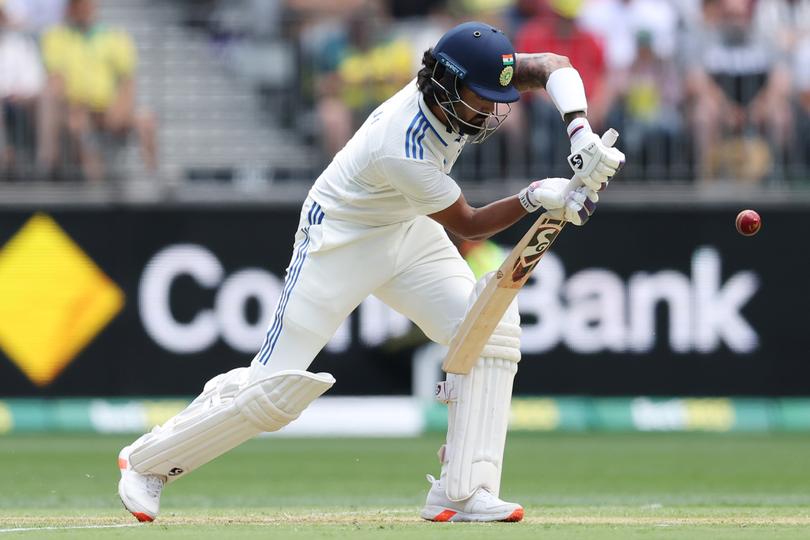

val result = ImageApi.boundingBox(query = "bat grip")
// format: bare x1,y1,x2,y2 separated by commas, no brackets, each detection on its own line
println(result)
564,128,620,192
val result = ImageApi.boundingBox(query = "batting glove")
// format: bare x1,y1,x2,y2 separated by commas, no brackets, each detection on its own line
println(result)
518,178,598,226
567,118,625,192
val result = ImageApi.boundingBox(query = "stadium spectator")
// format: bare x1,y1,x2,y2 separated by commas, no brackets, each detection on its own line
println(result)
514,0,611,176
389,1,452,75
576,0,681,179
684,0,793,182
311,3,414,158
502,0,547,38
39,0,156,182
753,0,810,55
611,30,684,179
753,0,810,176
795,37,810,173
578,0,679,72
669,0,705,29
515,0,607,111
0,0,45,180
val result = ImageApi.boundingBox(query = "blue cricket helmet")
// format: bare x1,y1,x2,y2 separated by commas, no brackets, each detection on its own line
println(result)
432,21,520,104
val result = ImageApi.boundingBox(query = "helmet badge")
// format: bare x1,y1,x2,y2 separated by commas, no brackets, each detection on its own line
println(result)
500,54,515,86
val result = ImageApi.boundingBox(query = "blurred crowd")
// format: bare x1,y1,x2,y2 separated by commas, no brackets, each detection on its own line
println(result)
0,0,155,182
2,0,810,185
263,0,810,183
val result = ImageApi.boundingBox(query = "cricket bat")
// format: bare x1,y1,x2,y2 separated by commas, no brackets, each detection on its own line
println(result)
442,128,619,374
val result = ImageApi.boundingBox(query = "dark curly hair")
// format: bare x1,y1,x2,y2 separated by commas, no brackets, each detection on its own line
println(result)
416,48,462,107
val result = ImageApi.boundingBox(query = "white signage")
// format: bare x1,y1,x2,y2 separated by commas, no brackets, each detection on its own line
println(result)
139,244,759,356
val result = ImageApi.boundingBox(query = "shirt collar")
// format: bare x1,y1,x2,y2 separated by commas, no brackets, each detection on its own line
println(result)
418,93,466,149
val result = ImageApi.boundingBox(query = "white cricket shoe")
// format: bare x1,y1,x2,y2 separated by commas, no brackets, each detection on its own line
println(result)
117,445,166,522
420,474,524,522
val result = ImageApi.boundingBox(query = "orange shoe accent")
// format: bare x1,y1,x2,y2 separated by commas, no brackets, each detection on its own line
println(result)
118,457,128,470
431,509,457,522
131,512,154,523
503,507,524,522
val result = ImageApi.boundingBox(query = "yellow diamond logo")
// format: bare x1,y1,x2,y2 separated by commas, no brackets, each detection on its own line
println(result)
0,213,124,386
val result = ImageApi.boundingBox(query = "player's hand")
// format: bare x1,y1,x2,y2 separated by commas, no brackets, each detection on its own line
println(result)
567,119,625,191
518,177,598,225
553,185,599,226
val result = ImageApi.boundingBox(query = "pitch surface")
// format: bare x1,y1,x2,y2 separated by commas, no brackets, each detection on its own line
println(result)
1,433,808,538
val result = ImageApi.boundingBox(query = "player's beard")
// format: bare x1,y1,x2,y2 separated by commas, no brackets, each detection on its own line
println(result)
458,114,488,136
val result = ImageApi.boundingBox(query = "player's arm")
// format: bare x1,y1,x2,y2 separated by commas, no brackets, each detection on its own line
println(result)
513,52,625,191
430,179,597,242
429,193,526,242
378,157,582,241
512,52,569,91
512,52,585,124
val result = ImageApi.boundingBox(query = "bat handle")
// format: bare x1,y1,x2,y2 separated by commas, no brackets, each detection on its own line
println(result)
602,128,619,148
565,128,620,192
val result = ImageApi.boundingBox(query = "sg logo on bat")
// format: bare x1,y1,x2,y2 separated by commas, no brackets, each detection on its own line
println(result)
511,220,563,282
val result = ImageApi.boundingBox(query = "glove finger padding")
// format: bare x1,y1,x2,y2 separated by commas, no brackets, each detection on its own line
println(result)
565,201,589,226
540,177,571,191
568,189,587,206
595,162,616,179
563,195,587,225
582,173,608,191
523,177,600,226
564,186,599,226
519,177,570,213
530,183,566,209
601,147,626,171
581,188,598,215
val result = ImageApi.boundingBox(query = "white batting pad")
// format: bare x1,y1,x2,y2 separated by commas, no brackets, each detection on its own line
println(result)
128,368,334,481
440,276,521,501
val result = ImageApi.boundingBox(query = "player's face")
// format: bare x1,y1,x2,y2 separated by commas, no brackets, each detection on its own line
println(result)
457,87,496,128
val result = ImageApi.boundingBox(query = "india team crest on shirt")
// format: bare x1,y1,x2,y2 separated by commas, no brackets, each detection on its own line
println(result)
500,54,514,86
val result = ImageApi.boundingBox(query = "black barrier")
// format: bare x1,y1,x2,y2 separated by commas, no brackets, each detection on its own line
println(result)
0,206,802,396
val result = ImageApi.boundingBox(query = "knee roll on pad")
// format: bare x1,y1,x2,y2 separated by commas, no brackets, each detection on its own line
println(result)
438,274,521,501
236,371,334,431
128,368,334,481
480,321,521,362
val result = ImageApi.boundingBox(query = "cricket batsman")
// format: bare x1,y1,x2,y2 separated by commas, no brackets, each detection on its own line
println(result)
117,21,624,523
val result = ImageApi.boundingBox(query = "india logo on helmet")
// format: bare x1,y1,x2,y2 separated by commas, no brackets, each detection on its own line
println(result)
499,66,513,86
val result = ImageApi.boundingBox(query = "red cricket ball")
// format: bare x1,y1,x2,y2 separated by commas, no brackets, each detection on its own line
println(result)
736,209,761,236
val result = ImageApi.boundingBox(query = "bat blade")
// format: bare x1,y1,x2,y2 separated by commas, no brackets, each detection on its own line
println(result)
442,215,565,374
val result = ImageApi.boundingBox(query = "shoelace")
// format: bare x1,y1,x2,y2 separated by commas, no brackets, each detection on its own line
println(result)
144,475,165,499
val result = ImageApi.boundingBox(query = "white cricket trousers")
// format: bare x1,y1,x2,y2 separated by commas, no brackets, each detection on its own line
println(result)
248,197,474,381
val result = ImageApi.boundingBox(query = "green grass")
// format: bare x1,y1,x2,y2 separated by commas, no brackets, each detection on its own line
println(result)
1,433,809,538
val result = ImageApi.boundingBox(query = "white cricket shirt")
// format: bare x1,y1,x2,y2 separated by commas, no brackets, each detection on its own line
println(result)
309,80,466,226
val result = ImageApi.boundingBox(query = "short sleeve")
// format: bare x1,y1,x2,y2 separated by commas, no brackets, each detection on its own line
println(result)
41,27,66,73
376,156,461,215
108,30,137,78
